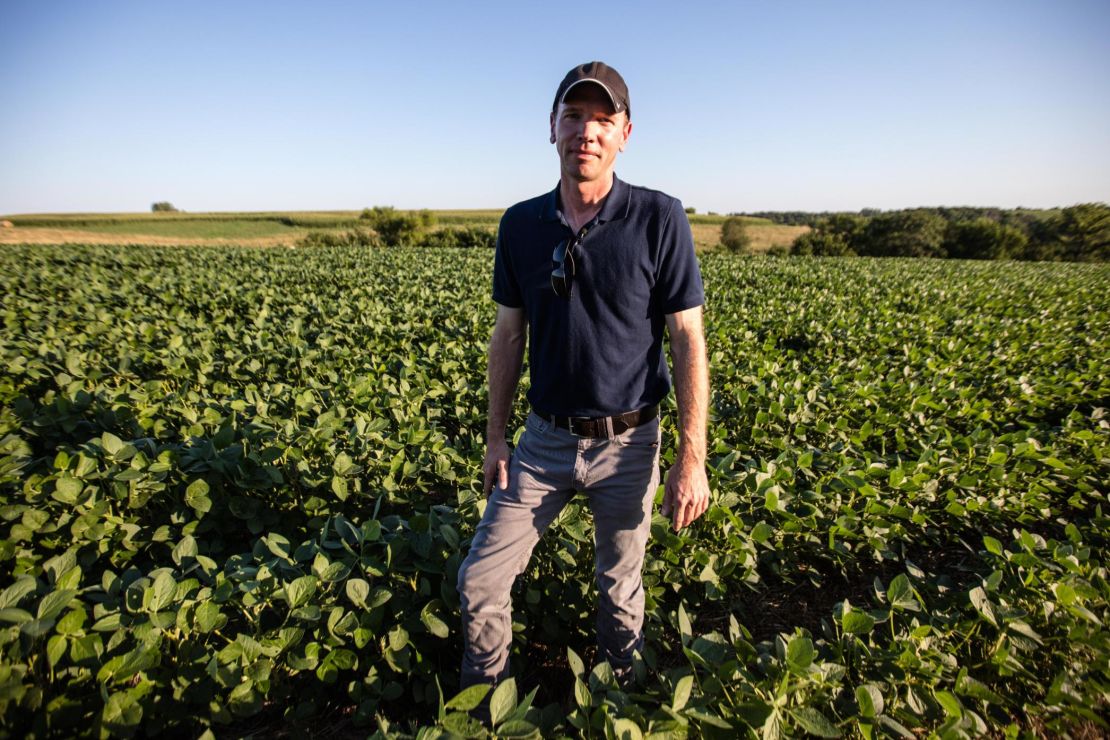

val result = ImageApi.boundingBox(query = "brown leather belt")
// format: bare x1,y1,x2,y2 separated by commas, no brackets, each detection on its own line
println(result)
535,405,659,439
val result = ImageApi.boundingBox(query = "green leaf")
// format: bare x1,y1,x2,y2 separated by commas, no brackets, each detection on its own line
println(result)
331,476,348,501
567,646,585,679
388,625,409,651
263,532,292,560
345,578,369,608
172,535,198,564
442,712,485,736
689,709,734,730
150,572,176,612
678,603,692,644
185,479,212,514
286,576,317,609
56,607,86,635
786,634,815,673
750,520,774,543
856,684,883,718
765,489,780,511
101,432,125,456
56,565,81,591
494,719,540,738
195,602,223,633
333,452,354,475
37,588,78,621
934,690,963,719
887,574,918,611
102,688,144,731
47,634,67,668
1007,619,1043,644
70,634,102,662
420,606,450,639
444,683,490,711
955,669,1004,704
969,586,997,627
0,577,37,609
43,550,76,583
610,718,643,740
878,715,915,738
489,677,517,727
790,707,841,737
367,587,392,609
54,477,84,503
573,677,591,709
841,610,876,635
672,674,693,711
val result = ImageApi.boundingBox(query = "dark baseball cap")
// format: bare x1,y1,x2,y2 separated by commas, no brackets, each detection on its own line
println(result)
553,61,631,119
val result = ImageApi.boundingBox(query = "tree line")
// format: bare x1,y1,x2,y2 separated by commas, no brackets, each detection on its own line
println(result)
775,204,1108,261
298,206,495,249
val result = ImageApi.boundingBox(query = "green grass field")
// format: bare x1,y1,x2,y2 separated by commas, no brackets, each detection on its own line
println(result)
63,220,303,239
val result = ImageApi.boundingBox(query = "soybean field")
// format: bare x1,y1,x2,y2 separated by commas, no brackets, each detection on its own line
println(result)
0,244,1107,738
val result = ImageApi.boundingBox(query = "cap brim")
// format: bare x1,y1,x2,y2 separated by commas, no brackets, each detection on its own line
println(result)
559,78,623,113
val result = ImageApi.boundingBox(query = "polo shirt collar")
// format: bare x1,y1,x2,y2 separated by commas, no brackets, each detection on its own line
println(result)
541,174,631,224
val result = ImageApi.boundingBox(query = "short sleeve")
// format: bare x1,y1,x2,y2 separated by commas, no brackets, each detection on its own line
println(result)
655,198,705,314
491,216,523,308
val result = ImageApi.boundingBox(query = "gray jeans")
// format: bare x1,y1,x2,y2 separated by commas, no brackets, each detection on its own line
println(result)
457,411,661,688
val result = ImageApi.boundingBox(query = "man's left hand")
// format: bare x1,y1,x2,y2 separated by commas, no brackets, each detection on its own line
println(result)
661,455,710,531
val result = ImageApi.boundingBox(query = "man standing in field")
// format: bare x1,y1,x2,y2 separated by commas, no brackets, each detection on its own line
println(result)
457,61,710,696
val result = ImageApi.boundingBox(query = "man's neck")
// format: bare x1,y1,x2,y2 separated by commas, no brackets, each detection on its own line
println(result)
560,174,614,232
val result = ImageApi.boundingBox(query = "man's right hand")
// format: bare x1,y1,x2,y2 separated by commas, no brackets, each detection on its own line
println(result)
482,438,512,496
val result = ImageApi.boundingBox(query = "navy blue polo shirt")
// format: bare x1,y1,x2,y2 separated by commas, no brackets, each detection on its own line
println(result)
492,175,705,417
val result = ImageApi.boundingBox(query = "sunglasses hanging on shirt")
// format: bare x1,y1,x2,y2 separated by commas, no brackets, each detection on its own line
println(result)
551,227,590,299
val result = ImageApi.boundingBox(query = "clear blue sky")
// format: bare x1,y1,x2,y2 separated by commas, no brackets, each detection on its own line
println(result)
2,0,1108,214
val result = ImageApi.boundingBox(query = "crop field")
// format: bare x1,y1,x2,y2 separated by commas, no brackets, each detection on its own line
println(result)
0,244,1107,738
0,210,803,252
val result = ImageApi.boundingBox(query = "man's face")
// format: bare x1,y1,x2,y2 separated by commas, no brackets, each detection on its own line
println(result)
549,83,632,185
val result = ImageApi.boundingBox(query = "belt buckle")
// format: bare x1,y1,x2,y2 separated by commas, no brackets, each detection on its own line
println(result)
568,416,593,438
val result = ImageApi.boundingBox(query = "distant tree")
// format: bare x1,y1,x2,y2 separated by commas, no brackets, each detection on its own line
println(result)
1056,203,1110,261
790,213,868,256
359,206,436,246
684,206,696,215
151,201,177,213
859,210,947,257
1020,214,1065,261
742,211,824,226
754,205,1104,262
826,214,869,244
719,216,752,253
944,218,1027,260
791,230,855,256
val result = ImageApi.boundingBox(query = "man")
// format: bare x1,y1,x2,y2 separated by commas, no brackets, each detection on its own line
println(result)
457,61,710,694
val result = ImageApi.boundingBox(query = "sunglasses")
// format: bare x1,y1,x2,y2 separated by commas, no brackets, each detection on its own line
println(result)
551,228,589,299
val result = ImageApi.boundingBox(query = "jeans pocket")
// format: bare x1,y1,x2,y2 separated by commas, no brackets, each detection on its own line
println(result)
525,412,551,435
614,419,660,449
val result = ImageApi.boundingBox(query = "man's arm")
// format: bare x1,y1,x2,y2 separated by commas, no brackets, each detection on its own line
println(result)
484,304,527,495
662,305,710,530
